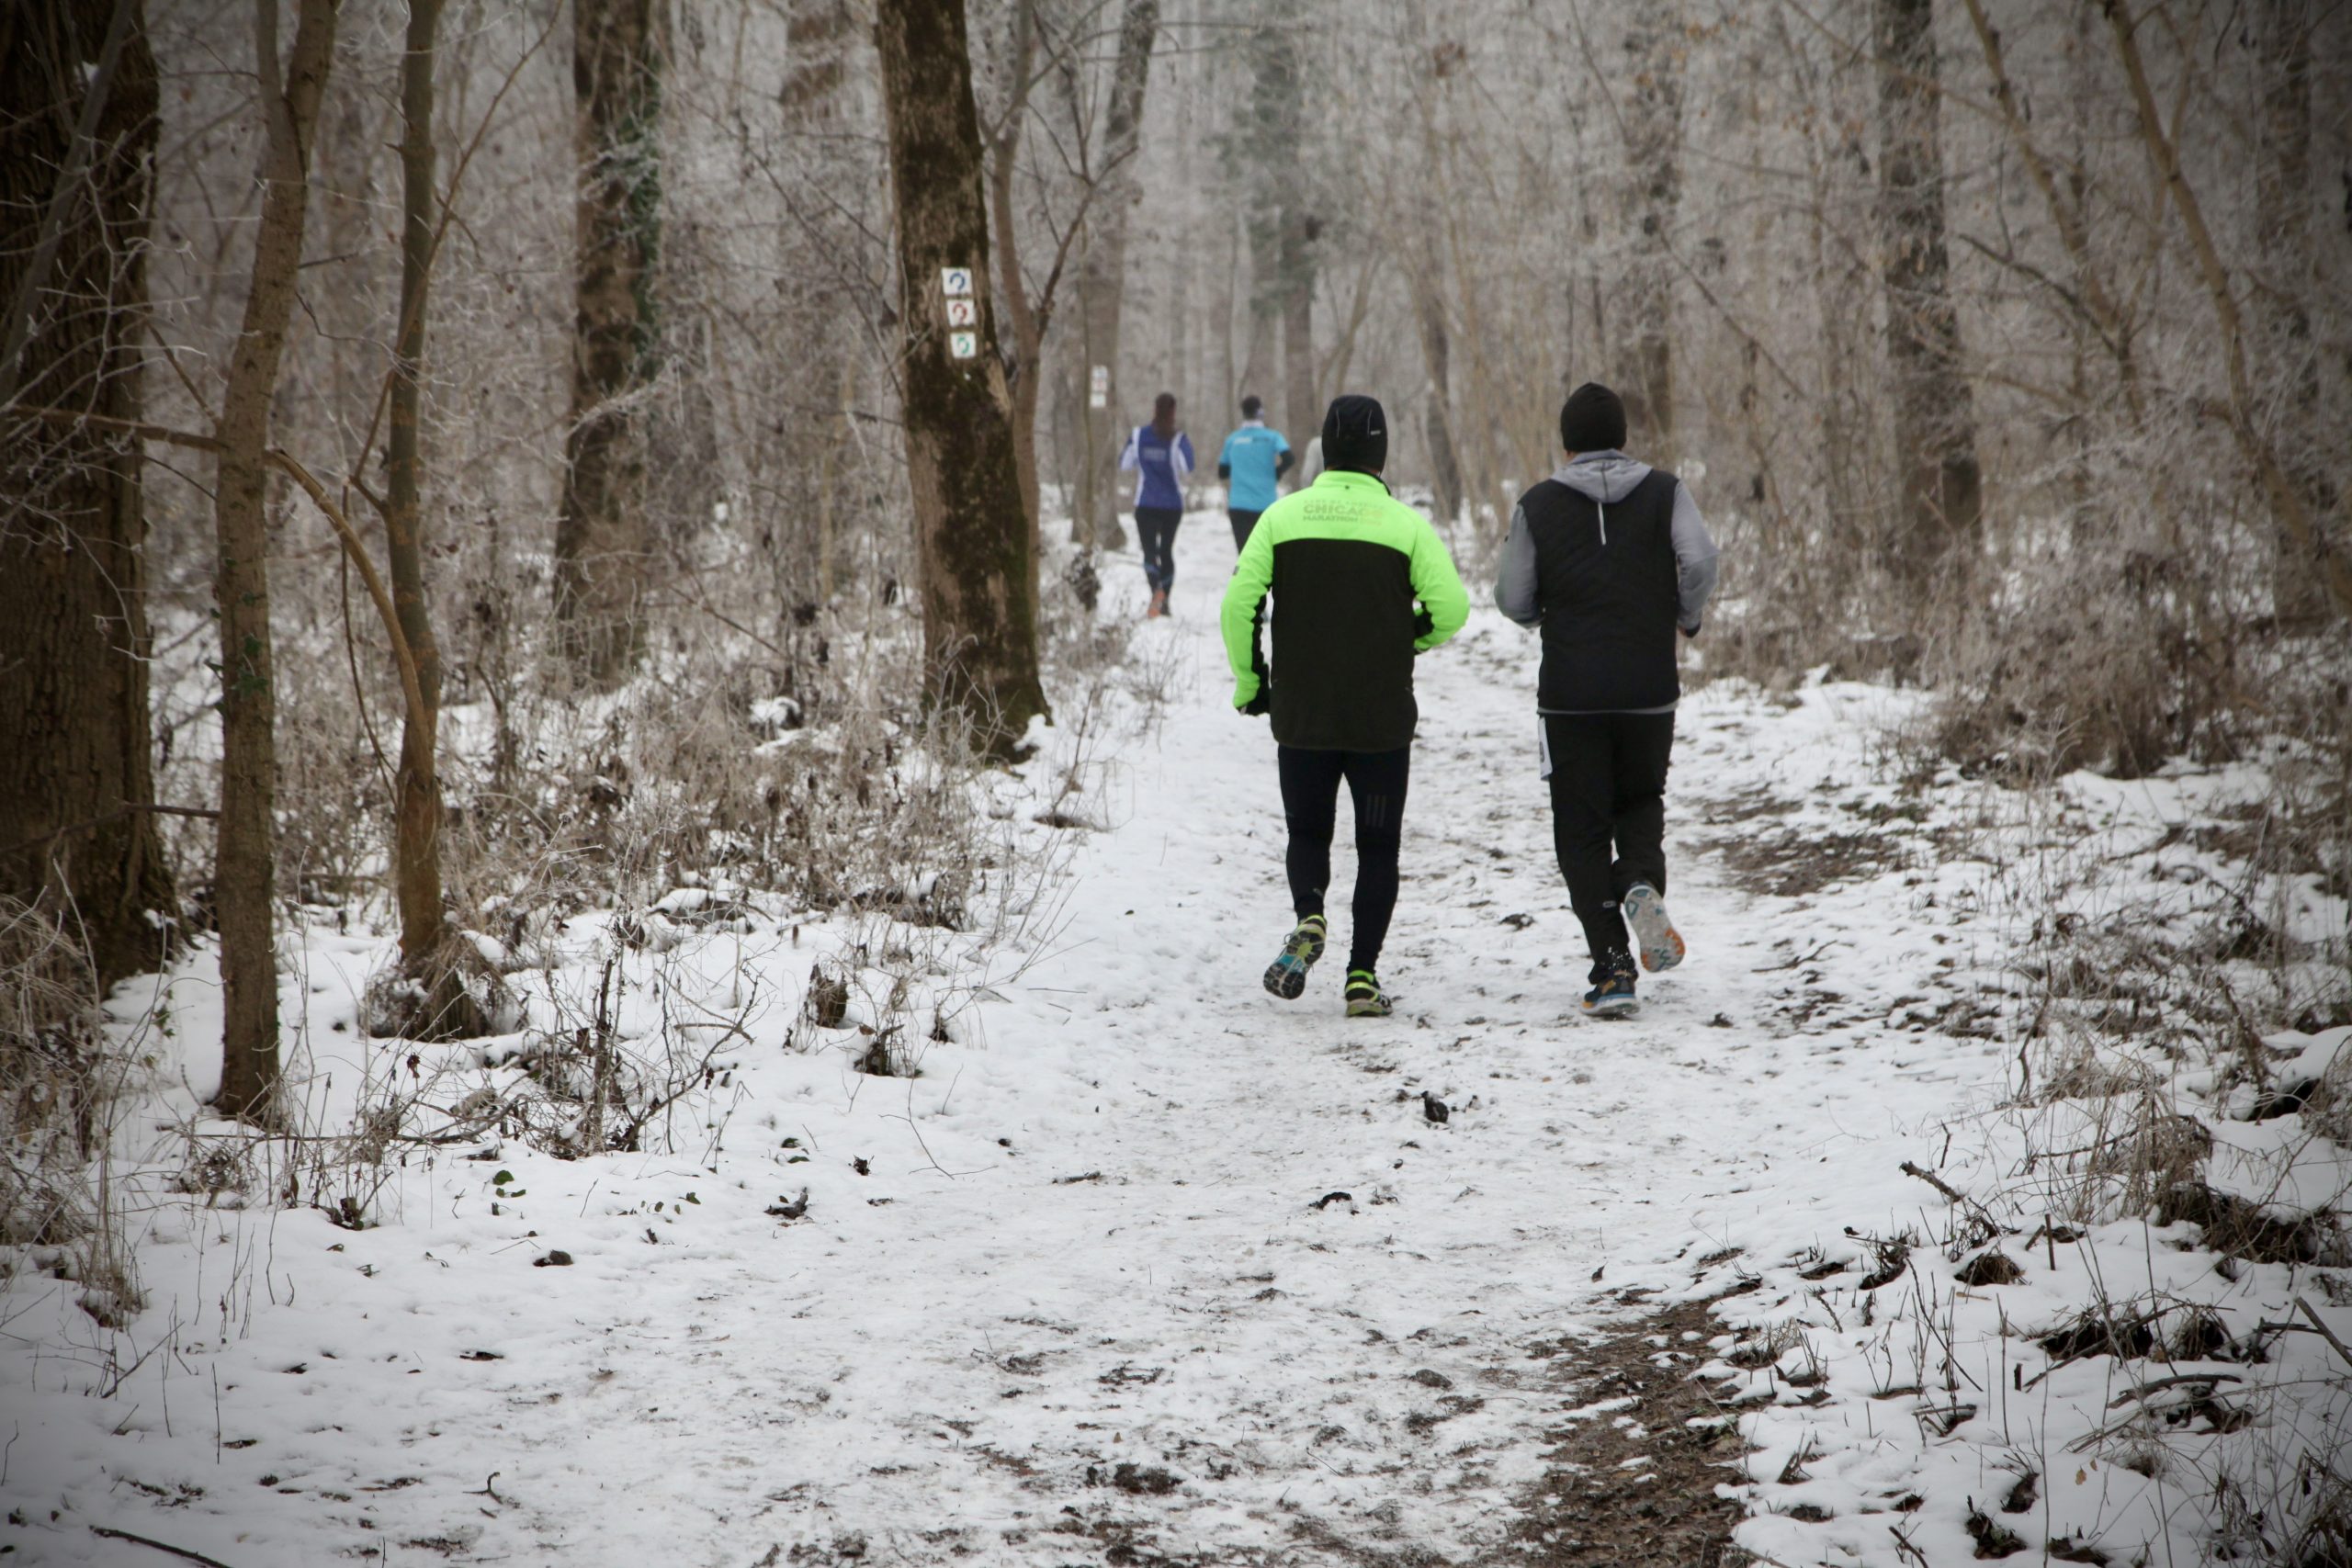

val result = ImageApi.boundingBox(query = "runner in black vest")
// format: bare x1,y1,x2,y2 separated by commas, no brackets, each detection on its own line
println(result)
1493,383,1720,1018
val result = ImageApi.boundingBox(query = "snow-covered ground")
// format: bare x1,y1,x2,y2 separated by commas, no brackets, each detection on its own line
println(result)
5,510,2346,1566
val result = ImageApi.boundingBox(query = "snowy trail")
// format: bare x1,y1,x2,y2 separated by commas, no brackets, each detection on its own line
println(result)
7,512,2028,1567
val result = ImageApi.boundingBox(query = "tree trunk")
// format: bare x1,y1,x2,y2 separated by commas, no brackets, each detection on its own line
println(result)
1408,265,1464,524
1237,216,1277,428
2255,0,2335,631
210,0,339,1122
1279,206,1316,456
1874,0,1981,594
0,0,173,993
1619,4,1683,468
986,0,1045,598
875,0,1048,753
554,0,663,686
389,0,448,977
783,0,865,609
1071,0,1157,549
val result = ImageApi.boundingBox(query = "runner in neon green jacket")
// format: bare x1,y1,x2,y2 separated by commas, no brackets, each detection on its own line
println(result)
1219,393,1467,1018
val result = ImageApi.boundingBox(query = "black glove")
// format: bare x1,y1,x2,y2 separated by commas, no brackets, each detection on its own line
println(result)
1241,687,1272,716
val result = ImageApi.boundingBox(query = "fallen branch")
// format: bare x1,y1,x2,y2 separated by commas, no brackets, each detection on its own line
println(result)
1900,1159,1968,1206
89,1526,243,1568
2107,1372,2243,1408
0,802,220,863
2296,1296,2352,1370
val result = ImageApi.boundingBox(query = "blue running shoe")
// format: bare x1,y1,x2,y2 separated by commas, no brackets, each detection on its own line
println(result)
1582,951,1640,1018
1262,915,1327,1000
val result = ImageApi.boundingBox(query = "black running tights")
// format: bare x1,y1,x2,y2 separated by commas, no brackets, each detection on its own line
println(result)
1543,712,1674,965
1277,745,1411,974
1136,507,1182,592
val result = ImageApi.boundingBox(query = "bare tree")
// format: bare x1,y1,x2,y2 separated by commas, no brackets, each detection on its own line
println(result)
1071,0,1158,549
1618,2,1683,466
2253,0,2336,631
385,0,456,1008
876,0,1048,752
554,0,665,686
0,0,174,992
1873,0,1982,591
781,0,868,605
209,0,340,1122
1408,265,1464,522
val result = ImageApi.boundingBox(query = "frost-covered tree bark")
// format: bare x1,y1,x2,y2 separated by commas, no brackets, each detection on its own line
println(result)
1873,0,1981,591
1071,0,1157,549
782,0,868,604
1619,3,1683,466
1408,266,1464,523
1238,16,1317,448
876,0,1047,752
2254,0,2336,631
209,0,338,1122
1278,203,1317,455
554,0,664,686
0,0,174,992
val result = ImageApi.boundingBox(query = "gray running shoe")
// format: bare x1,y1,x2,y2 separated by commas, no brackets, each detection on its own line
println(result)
1622,883,1685,974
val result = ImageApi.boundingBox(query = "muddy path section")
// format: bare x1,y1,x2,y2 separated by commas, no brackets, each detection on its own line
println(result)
1501,1293,1748,1568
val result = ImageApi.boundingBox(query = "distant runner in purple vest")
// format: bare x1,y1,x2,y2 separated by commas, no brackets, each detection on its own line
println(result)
1493,382,1720,1020
1119,392,1195,619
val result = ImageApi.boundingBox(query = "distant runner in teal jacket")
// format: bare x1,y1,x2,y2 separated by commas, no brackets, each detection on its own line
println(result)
1221,393,1467,1020
1217,394,1294,550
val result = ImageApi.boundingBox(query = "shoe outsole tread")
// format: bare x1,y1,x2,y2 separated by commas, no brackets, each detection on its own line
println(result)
1262,922,1326,1001
1623,885,1685,974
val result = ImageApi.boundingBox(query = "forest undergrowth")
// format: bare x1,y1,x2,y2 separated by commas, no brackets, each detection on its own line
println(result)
0,524,1136,1366
1702,666,2352,1568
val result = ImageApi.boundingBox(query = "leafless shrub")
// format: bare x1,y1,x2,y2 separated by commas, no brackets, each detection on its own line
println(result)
1918,560,2224,784
0,900,149,1320
488,952,749,1160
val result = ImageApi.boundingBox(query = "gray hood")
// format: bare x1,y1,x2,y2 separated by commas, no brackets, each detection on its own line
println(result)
1555,450,1652,505
1492,449,1721,646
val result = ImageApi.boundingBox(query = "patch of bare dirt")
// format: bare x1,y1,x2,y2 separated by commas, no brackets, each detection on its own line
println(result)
1499,1294,1747,1568
1698,825,1908,898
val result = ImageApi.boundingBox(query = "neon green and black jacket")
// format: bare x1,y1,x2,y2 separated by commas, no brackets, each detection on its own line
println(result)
1220,468,1469,752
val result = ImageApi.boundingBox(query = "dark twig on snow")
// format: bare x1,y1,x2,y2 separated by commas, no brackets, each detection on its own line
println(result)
1899,1160,1968,1206
2292,1297,2352,1369
2107,1372,2244,1407
1899,1160,2007,1244
88,1527,243,1568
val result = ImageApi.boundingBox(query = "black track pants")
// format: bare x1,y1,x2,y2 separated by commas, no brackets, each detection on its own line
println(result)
1227,508,1263,550
1278,744,1411,974
1136,507,1182,592
1542,713,1674,965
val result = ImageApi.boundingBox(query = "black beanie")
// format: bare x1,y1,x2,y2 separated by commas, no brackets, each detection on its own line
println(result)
1321,393,1388,474
1559,382,1626,453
